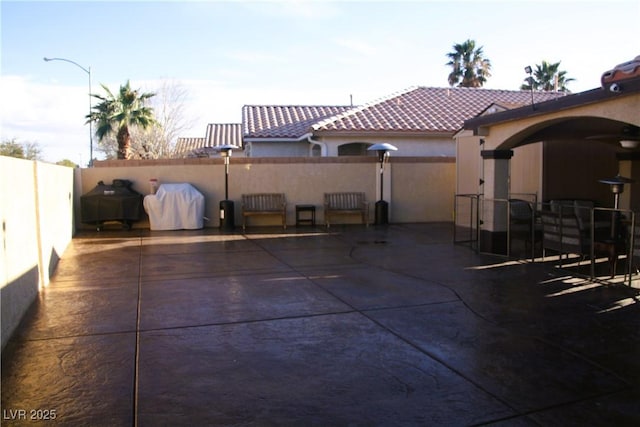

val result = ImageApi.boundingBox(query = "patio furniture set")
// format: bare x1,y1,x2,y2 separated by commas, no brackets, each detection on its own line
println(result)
509,198,638,278
241,191,369,230
81,182,370,231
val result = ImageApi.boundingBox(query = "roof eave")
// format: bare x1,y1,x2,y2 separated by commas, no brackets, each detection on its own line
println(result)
464,78,640,132
243,137,307,143
312,129,455,138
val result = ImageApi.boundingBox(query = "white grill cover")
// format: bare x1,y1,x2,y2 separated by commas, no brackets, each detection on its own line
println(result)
143,183,205,230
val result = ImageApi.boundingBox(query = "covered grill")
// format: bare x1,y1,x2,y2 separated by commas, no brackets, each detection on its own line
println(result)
80,179,143,231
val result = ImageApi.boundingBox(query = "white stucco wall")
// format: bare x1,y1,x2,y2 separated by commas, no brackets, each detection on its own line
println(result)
1,157,74,351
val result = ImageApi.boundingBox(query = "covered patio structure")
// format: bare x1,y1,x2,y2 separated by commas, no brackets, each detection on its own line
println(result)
457,57,640,268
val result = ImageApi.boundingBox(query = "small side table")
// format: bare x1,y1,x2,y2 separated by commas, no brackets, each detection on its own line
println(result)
296,204,316,226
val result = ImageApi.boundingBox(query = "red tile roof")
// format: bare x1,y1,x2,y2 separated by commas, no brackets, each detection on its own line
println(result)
174,137,206,158
204,123,243,147
243,87,564,140
174,123,242,158
242,105,353,139
312,86,564,134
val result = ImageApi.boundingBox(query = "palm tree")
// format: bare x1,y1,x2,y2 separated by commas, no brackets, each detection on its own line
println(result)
446,39,492,88
521,60,575,92
86,80,156,159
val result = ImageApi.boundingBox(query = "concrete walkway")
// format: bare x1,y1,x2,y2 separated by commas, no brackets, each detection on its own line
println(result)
2,223,639,426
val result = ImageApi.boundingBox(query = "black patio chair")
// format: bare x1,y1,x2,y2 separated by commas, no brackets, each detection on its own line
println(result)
509,199,541,256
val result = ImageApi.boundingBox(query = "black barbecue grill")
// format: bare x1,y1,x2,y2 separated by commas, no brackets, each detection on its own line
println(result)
80,179,143,231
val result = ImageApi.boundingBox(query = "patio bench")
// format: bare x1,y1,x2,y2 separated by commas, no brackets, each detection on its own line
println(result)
324,192,369,227
241,193,287,230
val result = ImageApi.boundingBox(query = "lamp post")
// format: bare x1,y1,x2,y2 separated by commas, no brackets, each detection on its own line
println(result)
524,65,535,110
216,144,238,230
44,57,93,166
367,143,398,225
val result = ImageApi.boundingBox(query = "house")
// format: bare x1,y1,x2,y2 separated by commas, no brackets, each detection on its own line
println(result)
457,55,640,254
243,87,564,157
179,87,564,158
242,105,352,157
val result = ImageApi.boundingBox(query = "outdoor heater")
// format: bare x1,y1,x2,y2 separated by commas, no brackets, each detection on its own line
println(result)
598,173,634,239
367,143,398,225
599,173,634,210
216,144,238,230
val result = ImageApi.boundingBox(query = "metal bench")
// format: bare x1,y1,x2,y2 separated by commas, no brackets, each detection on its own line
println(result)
323,192,369,227
241,193,287,230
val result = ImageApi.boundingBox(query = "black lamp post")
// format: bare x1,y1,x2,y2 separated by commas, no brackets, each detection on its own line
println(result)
216,144,238,230
367,143,398,225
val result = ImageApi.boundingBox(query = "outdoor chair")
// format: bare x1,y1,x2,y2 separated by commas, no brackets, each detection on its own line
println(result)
540,210,589,267
508,199,541,255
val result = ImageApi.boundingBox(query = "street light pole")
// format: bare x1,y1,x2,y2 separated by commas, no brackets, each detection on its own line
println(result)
44,57,93,166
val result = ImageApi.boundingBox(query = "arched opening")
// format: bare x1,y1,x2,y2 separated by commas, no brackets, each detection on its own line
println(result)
496,117,639,208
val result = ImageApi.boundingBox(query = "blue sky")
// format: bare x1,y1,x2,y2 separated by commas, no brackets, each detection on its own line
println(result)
1,0,639,165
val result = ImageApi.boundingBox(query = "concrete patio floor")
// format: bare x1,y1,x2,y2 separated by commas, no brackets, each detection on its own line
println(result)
2,223,640,426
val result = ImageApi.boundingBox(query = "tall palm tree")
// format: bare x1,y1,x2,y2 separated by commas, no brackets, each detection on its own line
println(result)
446,39,492,88
521,60,575,92
86,80,156,159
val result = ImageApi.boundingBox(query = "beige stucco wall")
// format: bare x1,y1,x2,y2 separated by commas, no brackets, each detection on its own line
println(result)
81,157,455,229
393,158,456,222
509,143,543,201
1,157,74,351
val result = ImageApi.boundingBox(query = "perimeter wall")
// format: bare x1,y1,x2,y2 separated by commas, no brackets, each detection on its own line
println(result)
81,157,456,229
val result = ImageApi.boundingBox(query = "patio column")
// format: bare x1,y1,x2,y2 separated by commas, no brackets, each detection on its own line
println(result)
480,149,513,254
617,152,640,211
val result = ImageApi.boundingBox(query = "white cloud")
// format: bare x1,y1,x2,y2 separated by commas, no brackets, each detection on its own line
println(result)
1,75,92,164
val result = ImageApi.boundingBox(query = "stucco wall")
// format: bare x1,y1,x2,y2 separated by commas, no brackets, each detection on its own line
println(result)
510,143,543,200
247,135,456,158
249,141,311,157
393,158,456,222
1,157,74,351
319,135,455,157
82,157,455,229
